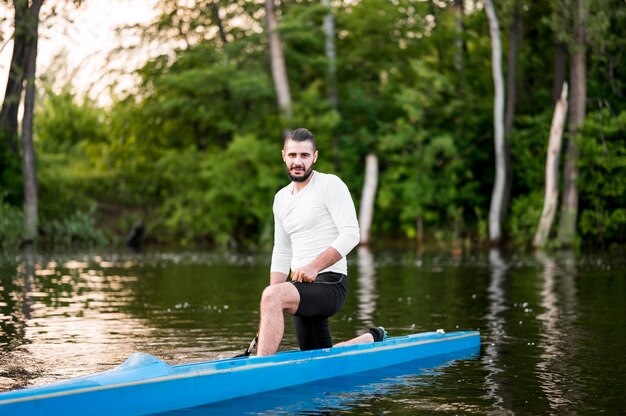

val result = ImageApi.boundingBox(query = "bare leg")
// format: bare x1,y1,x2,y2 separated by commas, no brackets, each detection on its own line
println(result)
257,282,300,356
334,333,374,347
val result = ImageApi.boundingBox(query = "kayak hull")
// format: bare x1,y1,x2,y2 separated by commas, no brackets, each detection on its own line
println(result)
0,330,479,416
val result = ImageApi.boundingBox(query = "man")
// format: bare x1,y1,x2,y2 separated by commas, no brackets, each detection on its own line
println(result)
256,128,386,356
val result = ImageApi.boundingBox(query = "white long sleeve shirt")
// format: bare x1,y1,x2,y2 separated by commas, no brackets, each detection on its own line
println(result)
270,171,360,276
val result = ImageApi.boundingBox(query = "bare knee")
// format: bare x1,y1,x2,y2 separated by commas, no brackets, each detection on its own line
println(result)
261,286,281,311
260,283,299,314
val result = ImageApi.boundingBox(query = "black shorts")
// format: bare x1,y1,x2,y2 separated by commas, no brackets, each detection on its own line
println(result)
292,272,348,351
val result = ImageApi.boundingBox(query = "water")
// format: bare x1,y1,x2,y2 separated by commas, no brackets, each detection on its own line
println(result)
0,248,624,414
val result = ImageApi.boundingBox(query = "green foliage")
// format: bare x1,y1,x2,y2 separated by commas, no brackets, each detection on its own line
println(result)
377,61,464,238
36,85,107,153
0,192,106,249
291,81,340,172
155,134,282,248
509,112,554,195
136,44,275,151
40,207,109,248
35,87,107,217
0,194,23,249
507,191,544,248
16,0,625,250
0,133,23,207
578,109,626,244
31,87,110,248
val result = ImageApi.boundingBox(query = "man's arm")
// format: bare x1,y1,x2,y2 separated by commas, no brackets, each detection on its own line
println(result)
270,272,289,285
291,247,342,282
325,176,360,257
270,196,292,284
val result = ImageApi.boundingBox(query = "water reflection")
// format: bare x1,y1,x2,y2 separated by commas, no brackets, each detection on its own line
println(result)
482,248,511,413
535,250,580,411
356,246,377,330
0,253,158,389
20,248,35,323
0,248,38,391
0,252,275,390
0,253,29,350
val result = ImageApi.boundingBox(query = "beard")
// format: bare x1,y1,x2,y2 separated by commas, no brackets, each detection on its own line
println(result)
286,163,314,182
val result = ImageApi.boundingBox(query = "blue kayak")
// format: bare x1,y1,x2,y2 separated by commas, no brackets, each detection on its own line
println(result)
0,330,479,416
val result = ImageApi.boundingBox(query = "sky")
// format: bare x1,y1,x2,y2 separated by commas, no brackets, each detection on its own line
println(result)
0,0,159,106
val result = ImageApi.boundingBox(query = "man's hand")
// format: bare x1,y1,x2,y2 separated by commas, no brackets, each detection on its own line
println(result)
290,247,343,283
291,265,319,283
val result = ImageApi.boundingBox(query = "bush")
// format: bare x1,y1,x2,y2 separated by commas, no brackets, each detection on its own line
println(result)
40,206,109,248
507,191,544,248
578,109,626,245
154,134,283,248
0,196,23,250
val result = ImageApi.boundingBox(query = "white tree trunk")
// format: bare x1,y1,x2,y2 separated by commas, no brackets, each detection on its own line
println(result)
321,0,338,110
453,0,464,75
359,153,378,245
322,0,340,167
485,0,506,244
533,82,569,248
265,0,292,119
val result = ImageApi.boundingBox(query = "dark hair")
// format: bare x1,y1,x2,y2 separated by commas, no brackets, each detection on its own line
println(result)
284,128,316,150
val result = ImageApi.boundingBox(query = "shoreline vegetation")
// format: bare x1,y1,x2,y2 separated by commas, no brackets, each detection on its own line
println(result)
1,1,624,254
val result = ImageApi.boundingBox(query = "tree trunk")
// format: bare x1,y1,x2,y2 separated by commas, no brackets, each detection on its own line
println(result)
552,42,568,105
211,1,228,45
21,0,43,244
0,0,29,154
359,153,378,245
265,0,292,120
485,0,507,245
453,0,464,76
533,82,569,249
321,0,340,168
322,0,337,111
502,0,521,225
416,215,424,247
557,0,587,247
504,0,521,134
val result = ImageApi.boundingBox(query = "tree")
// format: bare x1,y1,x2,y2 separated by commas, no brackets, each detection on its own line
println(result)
0,1,28,152
19,0,623,250
377,60,463,244
501,0,522,227
485,0,507,244
211,0,228,45
321,0,339,166
533,82,568,248
552,42,568,104
265,0,293,120
358,153,377,245
0,0,30,206
453,0,465,76
321,0,337,111
21,0,43,243
0,0,44,243
557,0,588,246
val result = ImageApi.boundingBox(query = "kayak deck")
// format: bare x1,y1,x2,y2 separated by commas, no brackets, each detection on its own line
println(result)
0,330,479,416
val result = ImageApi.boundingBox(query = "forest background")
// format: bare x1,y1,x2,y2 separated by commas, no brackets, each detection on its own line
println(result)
0,0,624,252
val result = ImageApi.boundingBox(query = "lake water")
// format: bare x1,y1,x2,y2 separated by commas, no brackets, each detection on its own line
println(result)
0,248,624,414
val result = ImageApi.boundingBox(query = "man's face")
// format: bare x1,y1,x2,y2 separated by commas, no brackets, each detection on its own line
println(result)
282,139,318,183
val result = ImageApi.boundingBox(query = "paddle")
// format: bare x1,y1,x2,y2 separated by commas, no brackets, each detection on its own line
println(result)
234,334,258,358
